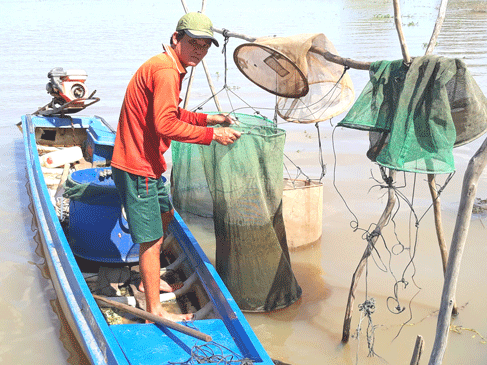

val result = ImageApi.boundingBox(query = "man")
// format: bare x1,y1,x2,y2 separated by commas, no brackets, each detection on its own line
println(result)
111,12,241,322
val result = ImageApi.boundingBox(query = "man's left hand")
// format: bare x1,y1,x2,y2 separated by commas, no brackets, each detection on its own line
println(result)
206,113,238,126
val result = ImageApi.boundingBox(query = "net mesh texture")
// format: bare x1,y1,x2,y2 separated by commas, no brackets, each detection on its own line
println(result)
338,55,487,174
171,113,302,312
234,33,355,123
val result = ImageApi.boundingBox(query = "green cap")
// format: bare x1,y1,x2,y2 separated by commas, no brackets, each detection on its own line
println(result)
176,12,219,47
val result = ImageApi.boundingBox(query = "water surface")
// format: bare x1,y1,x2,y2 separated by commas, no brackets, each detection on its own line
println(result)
1,0,487,364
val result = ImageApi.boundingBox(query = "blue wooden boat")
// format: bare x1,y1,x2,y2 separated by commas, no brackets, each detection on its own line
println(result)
21,100,276,364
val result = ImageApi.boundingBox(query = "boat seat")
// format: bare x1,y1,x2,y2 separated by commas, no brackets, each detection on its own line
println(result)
86,121,115,166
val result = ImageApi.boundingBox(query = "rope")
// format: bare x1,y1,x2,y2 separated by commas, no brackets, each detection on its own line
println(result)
169,321,254,365
168,342,254,365
315,122,327,181
331,124,456,355
222,29,230,88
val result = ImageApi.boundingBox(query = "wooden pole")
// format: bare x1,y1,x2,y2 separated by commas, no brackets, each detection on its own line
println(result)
93,294,212,342
181,0,222,112
422,1,457,317
410,335,425,365
212,27,256,43
392,0,411,63
183,68,196,109
427,175,449,274
428,136,487,364
427,175,458,316
424,0,449,55
343,0,411,344
212,27,372,70
341,170,396,343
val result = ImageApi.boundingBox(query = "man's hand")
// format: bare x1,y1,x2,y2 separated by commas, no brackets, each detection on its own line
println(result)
212,127,241,145
206,113,238,126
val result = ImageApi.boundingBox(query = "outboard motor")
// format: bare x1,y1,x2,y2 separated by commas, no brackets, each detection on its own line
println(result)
46,67,89,104
34,67,99,115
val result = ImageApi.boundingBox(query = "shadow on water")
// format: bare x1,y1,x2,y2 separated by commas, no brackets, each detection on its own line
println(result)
50,298,91,365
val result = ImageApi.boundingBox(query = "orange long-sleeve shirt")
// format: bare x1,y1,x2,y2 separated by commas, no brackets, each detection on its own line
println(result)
111,45,213,178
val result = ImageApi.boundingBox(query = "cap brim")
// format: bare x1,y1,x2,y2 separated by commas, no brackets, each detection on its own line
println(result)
184,29,219,47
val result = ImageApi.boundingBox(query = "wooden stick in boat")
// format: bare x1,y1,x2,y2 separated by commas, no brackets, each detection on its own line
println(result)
54,163,71,198
93,294,212,342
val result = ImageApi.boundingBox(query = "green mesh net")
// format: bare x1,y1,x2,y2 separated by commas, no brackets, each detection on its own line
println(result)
337,55,487,174
171,113,302,312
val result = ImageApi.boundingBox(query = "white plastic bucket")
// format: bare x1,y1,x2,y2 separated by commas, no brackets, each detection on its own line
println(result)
282,178,323,249
41,146,83,168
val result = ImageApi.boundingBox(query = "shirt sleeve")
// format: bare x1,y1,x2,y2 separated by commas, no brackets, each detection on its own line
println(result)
152,68,213,145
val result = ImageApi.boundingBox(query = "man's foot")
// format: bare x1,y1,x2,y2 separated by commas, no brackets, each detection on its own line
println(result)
139,278,183,293
147,306,193,323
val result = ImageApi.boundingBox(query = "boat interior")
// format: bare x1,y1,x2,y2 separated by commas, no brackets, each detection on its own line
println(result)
34,116,218,326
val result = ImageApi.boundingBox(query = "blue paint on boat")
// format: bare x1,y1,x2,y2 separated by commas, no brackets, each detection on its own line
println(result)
22,113,275,365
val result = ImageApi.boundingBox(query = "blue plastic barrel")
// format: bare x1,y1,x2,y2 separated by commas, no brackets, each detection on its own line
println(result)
68,168,139,263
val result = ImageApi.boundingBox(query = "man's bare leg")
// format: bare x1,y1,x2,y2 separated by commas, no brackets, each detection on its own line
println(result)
138,209,182,293
138,280,182,293
139,235,192,322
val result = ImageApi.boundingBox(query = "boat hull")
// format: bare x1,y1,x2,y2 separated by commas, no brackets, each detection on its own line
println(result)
22,113,274,365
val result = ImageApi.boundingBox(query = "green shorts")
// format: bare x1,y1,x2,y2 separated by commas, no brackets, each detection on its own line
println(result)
111,167,173,244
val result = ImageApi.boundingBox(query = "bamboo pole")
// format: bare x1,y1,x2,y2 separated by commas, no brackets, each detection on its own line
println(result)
427,174,458,316
93,294,212,342
425,0,449,55
212,28,256,43
181,0,222,112
428,136,487,365
410,335,425,365
181,0,196,109
392,0,411,63
183,68,196,109
212,27,372,70
427,176,449,274
422,0,458,317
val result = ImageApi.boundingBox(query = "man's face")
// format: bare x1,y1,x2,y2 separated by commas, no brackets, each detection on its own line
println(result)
173,33,211,68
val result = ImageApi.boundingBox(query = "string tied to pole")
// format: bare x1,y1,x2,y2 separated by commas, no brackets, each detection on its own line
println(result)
221,28,231,87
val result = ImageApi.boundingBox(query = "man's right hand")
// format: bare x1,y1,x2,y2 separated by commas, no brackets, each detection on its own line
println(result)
212,127,242,145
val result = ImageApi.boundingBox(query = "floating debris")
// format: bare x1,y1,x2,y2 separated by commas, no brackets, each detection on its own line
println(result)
472,197,487,214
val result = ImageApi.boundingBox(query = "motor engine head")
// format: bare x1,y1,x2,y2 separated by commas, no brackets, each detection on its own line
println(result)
46,67,89,104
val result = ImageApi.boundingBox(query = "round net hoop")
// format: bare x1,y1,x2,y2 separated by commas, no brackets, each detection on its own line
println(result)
233,43,309,98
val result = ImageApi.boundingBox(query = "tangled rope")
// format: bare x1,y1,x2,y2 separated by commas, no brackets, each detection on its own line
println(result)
169,341,254,365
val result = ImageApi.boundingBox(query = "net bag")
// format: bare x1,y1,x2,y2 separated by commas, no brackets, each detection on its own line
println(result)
234,33,355,123
171,113,274,218
172,114,302,312
337,55,487,174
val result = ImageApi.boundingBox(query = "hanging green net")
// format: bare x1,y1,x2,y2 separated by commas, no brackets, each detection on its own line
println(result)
337,55,487,174
171,113,302,312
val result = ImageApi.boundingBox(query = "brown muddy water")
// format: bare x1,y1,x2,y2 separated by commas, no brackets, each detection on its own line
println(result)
1,0,487,364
